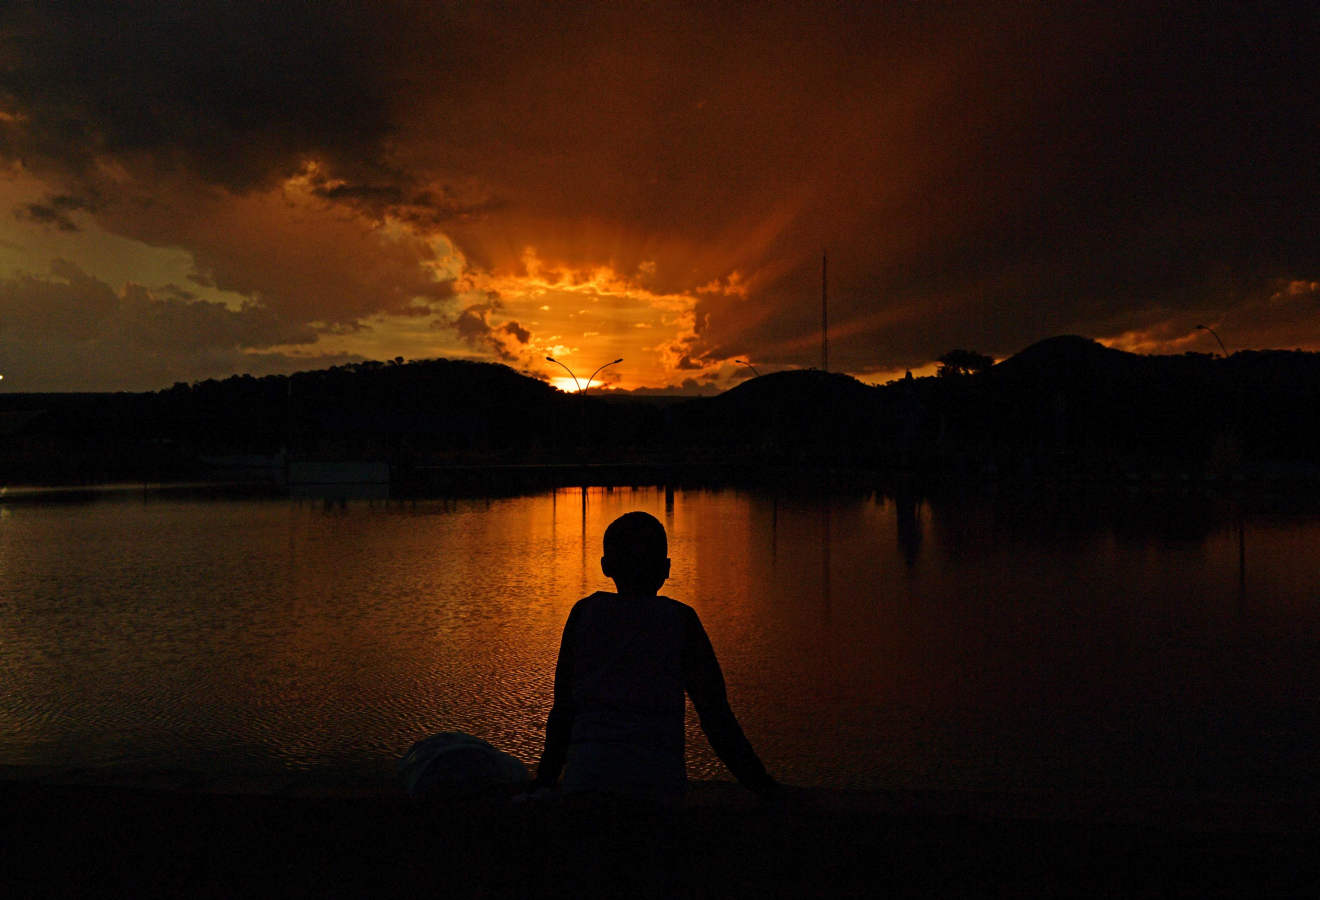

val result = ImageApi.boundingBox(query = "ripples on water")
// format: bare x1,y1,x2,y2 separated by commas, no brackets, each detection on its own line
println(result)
1,486,1317,797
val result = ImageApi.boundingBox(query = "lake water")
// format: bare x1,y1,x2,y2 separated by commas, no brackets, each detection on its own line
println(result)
1,484,1317,798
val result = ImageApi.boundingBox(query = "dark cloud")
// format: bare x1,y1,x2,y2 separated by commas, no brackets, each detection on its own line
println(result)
500,321,530,345
0,1,457,332
312,183,405,204
0,257,118,339
14,193,96,231
687,1,1320,369
0,0,399,190
448,300,530,363
88,180,455,326
452,302,498,344
0,0,1316,386
0,0,497,234
155,284,198,302
306,172,505,230
0,260,329,390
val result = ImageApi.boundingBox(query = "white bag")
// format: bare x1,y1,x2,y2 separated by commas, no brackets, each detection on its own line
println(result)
397,732,529,799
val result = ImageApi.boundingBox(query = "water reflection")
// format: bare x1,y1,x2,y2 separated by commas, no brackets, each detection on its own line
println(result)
0,486,1316,798
820,502,831,614
894,484,922,569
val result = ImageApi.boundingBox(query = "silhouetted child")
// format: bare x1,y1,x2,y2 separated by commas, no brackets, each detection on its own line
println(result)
530,511,777,802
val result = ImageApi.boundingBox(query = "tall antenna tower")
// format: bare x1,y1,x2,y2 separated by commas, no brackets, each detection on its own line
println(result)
821,249,829,372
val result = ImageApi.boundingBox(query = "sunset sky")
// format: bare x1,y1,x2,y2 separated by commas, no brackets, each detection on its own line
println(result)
0,1,1315,393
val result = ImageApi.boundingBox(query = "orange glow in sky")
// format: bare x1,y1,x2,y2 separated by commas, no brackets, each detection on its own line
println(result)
457,250,708,390
0,3,1316,392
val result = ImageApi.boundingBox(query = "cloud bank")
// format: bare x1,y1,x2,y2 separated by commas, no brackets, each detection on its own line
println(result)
0,260,357,390
0,1,1316,390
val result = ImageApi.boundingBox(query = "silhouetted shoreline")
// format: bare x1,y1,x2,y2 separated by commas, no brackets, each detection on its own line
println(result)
4,337,1320,491
5,463,1320,510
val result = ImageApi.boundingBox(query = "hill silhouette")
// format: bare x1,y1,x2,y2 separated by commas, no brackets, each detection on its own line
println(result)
720,369,874,405
894,335,1320,477
990,334,1132,380
2,338,1320,486
667,370,883,463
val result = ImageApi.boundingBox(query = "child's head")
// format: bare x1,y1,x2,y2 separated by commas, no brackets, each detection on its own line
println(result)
601,511,670,596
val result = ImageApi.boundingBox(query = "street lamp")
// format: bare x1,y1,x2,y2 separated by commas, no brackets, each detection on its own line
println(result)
1194,327,1246,607
584,358,624,395
1196,324,1228,358
545,356,581,392
545,356,623,395
735,359,761,378
546,356,623,444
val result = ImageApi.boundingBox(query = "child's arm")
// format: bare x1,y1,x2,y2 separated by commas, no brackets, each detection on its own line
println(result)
682,608,777,795
529,604,581,789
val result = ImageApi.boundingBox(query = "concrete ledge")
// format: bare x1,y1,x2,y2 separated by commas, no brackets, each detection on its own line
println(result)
2,776,1316,898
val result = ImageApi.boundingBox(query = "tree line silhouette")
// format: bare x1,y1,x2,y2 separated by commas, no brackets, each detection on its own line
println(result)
1,336,1318,486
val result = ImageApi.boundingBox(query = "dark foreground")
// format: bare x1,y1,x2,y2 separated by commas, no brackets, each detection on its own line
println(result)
3,778,1317,898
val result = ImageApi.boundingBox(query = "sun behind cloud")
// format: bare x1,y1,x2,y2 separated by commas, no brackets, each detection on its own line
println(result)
452,248,715,390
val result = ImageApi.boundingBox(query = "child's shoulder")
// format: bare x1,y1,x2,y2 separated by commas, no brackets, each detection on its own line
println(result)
654,595,700,627
573,591,695,617
655,594,695,614
574,590,615,607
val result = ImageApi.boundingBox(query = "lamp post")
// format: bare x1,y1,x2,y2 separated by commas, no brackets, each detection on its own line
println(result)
584,358,624,395
735,359,761,378
1195,327,1245,601
545,356,623,395
1196,324,1228,358
1196,322,1238,466
544,356,581,393
546,356,623,443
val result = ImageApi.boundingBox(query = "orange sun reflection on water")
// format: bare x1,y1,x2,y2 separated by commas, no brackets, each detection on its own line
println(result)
6,486,1320,793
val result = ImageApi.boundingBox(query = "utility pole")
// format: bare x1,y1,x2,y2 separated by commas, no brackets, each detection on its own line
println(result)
821,249,829,373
